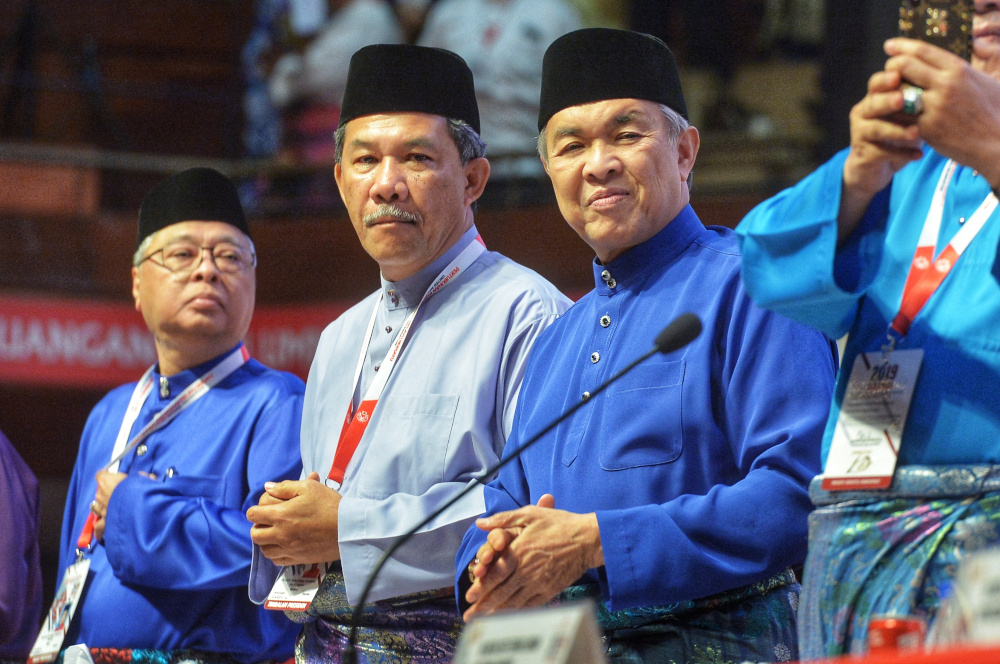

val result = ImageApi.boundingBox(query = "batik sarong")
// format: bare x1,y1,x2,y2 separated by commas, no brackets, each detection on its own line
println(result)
798,464,1000,660
558,568,800,664
291,565,462,664
56,648,251,664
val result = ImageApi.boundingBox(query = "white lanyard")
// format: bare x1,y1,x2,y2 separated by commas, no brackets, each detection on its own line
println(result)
327,237,486,486
917,160,997,254
106,343,250,472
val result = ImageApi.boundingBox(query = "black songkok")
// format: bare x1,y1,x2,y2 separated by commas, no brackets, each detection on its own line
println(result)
339,44,480,134
538,28,688,130
137,168,249,250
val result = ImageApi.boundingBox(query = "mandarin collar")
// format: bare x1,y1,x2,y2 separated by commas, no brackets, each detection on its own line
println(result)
380,224,480,310
591,205,703,295
152,342,244,402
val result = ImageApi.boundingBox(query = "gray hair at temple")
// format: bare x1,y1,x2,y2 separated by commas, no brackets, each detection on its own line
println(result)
536,104,693,186
334,118,488,166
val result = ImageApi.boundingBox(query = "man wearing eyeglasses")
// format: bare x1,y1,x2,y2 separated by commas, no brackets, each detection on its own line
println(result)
49,168,302,663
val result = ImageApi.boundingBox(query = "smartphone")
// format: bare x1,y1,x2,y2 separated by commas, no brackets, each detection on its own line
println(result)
899,0,974,61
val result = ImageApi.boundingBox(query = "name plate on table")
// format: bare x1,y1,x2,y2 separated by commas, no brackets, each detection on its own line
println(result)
453,601,607,664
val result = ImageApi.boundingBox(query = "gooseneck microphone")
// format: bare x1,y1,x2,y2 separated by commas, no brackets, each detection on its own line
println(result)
342,312,702,664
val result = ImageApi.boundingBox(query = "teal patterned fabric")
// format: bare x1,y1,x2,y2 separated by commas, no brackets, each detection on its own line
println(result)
57,648,249,664
799,465,1000,659
558,569,800,664
293,565,462,664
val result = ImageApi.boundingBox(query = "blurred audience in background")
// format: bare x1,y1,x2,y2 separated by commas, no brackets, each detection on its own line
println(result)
243,0,404,209
243,0,830,211
268,0,402,166
418,0,582,184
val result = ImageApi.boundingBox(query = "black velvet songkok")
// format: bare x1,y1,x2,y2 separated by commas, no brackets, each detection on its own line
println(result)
137,167,249,249
339,44,480,134
538,28,688,130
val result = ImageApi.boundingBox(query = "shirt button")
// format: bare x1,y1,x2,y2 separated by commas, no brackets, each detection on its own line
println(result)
159,376,169,398
165,467,176,478
374,364,381,372
385,326,392,333
136,443,148,456
581,391,591,401
607,278,617,289
600,269,611,282
600,315,611,328
590,352,600,364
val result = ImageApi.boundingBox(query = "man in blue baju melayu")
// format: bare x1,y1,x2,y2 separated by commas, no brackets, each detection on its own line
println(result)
456,28,838,664
736,1,1000,656
55,168,303,663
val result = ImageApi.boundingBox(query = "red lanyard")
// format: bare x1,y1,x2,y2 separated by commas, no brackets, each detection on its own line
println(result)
76,344,250,552
326,237,486,487
891,160,997,336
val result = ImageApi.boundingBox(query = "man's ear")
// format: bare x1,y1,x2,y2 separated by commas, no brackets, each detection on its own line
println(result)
676,126,700,182
334,162,348,207
464,157,490,207
131,266,142,313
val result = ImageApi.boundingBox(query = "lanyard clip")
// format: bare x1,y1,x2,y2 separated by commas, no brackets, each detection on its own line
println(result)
882,325,902,362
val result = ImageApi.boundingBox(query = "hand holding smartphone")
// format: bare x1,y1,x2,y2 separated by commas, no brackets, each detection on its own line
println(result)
892,1,973,119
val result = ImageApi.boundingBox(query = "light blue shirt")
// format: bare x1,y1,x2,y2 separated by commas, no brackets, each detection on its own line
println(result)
251,225,570,605
737,147,1000,466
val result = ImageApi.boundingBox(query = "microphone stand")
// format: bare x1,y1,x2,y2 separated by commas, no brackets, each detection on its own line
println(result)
342,313,702,664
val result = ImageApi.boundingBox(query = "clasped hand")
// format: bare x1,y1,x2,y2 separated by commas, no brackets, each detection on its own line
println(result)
246,471,342,566
463,494,603,622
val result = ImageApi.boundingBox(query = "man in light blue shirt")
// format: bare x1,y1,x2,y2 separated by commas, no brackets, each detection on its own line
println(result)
247,44,570,663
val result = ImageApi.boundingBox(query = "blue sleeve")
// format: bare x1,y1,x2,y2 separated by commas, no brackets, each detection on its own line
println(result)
104,388,303,589
453,407,534,608
736,148,890,339
597,292,837,609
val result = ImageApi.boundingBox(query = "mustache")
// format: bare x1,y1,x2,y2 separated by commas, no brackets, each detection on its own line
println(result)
363,204,422,227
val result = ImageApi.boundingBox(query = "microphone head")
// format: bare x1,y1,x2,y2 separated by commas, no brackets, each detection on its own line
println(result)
654,313,702,354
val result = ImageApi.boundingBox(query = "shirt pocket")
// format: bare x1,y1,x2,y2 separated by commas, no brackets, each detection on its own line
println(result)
599,360,684,471
161,474,227,503
355,393,460,499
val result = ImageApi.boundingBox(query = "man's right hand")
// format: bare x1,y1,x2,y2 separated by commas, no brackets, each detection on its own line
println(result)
247,471,342,565
838,66,925,244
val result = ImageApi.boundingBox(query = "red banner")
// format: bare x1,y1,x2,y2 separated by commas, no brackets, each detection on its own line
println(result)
0,293,351,388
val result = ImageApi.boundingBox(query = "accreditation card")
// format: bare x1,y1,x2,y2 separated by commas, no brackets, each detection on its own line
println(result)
265,561,334,611
821,349,923,491
28,558,91,664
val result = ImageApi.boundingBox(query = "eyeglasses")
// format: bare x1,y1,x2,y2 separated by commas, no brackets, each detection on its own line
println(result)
139,242,257,274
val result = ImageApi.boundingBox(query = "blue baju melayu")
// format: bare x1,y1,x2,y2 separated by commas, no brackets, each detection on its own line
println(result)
58,349,304,663
458,206,837,663
737,147,1000,657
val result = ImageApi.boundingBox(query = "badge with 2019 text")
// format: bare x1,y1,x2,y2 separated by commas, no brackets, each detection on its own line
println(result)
821,349,924,491
28,558,91,664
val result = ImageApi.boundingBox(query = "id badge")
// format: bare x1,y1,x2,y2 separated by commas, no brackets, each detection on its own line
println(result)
28,557,91,664
821,349,924,491
264,561,333,611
